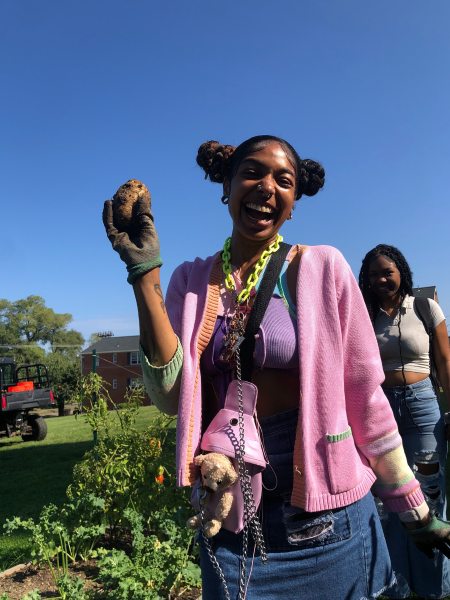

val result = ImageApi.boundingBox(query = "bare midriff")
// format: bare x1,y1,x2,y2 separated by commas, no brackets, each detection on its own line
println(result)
382,370,429,388
252,368,300,419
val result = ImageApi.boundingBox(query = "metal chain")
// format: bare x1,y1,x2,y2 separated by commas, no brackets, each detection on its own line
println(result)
199,495,231,600
199,300,268,600
235,345,268,566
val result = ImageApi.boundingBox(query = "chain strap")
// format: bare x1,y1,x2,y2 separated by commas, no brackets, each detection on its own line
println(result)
199,306,268,599
199,495,231,600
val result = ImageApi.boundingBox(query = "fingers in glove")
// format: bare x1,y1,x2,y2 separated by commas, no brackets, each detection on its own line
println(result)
413,540,435,559
103,200,118,236
135,196,154,222
436,540,450,559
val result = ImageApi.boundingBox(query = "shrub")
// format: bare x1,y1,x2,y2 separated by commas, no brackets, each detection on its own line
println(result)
97,508,201,599
68,375,193,533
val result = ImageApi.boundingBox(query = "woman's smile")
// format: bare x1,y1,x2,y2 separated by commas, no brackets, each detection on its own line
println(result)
242,201,278,228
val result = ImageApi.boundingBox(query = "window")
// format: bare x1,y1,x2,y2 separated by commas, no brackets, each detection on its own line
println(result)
113,379,117,389
129,352,140,365
113,353,117,363
96,356,99,367
127,377,144,389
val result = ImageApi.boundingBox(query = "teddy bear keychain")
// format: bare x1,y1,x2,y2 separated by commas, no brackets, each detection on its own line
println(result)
186,453,238,537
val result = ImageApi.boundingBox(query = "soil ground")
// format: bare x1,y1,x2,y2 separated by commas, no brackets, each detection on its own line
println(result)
0,561,201,599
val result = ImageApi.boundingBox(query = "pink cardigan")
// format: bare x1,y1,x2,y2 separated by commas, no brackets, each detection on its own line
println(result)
165,245,424,513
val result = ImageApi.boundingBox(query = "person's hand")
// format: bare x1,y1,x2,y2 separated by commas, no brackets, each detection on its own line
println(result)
408,514,450,559
102,197,162,284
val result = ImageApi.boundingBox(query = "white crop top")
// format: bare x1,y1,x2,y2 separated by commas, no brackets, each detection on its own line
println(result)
374,295,445,374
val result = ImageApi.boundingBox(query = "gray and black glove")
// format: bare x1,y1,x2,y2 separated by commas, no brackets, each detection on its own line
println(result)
102,197,162,284
408,515,450,559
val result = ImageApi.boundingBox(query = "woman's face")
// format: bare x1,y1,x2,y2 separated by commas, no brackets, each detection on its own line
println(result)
368,255,402,300
224,142,296,243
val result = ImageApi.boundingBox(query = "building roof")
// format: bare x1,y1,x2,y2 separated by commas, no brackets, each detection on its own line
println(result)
81,335,140,355
412,286,437,300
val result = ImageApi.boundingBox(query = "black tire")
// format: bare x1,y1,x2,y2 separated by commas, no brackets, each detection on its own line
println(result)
22,416,47,442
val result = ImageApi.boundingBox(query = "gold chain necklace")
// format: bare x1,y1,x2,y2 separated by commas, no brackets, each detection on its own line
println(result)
221,233,283,304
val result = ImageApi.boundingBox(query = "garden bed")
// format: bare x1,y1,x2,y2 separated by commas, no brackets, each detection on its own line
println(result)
0,561,201,600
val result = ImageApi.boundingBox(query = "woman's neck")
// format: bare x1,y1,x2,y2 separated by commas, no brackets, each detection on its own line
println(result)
379,292,404,314
228,230,278,282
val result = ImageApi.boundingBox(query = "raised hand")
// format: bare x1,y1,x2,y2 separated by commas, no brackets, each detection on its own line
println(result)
102,195,161,267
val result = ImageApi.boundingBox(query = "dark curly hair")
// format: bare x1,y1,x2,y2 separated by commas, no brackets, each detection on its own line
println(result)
358,244,414,325
359,245,416,417
196,135,325,200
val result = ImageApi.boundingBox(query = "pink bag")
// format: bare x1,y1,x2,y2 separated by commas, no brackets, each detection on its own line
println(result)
191,379,265,533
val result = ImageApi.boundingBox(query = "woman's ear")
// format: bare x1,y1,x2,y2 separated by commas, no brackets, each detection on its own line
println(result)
223,177,230,197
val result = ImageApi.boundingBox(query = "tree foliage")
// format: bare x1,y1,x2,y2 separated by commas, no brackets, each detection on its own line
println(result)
0,296,84,405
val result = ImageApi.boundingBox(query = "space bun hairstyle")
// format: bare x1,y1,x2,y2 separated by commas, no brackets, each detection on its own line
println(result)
196,135,325,200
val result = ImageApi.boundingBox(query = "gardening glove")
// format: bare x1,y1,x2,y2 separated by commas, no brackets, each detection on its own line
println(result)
408,515,450,559
102,196,162,285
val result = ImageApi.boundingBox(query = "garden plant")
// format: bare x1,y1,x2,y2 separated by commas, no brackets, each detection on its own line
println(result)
2,375,200,600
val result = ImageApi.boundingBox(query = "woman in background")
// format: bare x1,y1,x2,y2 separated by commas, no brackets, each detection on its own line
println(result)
359,244,450,599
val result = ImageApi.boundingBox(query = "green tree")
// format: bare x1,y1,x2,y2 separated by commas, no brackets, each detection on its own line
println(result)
0,296,84,413
87,332,101,346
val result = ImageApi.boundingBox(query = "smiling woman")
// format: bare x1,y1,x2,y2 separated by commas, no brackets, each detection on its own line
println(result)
102,136,450,600
359,244,450,599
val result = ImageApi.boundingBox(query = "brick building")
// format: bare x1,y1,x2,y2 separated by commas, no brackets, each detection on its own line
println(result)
81,335,152,406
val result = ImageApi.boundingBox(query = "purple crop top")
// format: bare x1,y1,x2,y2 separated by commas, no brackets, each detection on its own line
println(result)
200,249,299,409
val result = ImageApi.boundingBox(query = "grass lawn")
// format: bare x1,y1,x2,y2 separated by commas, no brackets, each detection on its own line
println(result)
0,405,160,571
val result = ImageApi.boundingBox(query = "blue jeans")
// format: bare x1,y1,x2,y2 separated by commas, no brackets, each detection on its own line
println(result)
378,377,449,599
198,408,394,599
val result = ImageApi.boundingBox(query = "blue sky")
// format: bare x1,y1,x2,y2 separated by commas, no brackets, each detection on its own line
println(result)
1,0,449,343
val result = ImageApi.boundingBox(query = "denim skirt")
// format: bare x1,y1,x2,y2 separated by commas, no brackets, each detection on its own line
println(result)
378,378,450,599
198,408,394,600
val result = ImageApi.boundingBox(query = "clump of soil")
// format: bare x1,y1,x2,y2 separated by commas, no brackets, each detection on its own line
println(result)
112,179,150,235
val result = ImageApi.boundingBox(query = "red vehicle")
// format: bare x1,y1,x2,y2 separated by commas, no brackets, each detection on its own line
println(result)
0,357,54,441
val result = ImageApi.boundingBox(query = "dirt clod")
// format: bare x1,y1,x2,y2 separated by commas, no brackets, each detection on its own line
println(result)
112,179,150,235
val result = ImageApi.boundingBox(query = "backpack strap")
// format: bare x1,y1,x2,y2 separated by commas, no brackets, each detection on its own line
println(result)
241,242,291,382
414,297,440,395
414,297,433,337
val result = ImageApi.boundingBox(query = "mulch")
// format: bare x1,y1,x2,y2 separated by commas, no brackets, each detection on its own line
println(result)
0,561,201,599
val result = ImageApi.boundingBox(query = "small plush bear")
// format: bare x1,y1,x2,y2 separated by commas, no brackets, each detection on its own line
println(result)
187,452,238,537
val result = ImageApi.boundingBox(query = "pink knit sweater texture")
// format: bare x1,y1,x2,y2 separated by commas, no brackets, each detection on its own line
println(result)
165,245,424,513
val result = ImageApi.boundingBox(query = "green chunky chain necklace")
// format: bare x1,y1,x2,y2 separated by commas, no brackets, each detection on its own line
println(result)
221,233,283,304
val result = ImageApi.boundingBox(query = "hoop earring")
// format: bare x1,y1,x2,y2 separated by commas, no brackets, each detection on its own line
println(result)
287,212,292,220
221,195,229,205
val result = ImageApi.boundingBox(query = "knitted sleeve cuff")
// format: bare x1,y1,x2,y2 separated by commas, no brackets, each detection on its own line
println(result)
139,336,183,387
127,255,163,285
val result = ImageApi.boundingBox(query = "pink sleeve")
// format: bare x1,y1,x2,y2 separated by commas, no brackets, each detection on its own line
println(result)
333,251,425,511
165,261,192,339
332,252,399,448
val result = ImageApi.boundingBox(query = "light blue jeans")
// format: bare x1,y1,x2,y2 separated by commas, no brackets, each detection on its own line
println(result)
198,408,394,600
379,377,449,599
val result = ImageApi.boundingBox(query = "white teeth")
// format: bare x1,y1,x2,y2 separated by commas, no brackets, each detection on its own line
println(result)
245,202,274,214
